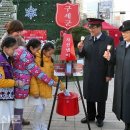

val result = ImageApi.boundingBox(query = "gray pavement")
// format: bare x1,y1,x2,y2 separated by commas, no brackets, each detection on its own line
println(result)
23,79,124,130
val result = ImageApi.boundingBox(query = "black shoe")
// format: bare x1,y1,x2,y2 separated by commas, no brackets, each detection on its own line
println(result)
96,120,104,127
81,117,95,123
124,123,130,130
22,118,30,125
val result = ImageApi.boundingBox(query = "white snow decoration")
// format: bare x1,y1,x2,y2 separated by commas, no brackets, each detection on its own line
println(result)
25,5,37,20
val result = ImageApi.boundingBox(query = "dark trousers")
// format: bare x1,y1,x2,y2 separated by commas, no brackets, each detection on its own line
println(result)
87,101,106,121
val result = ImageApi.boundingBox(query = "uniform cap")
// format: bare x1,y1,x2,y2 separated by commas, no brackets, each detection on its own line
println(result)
119,20,130,32
86,18,104,26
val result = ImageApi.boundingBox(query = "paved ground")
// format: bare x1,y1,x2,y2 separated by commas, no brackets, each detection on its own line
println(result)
23,79,124,130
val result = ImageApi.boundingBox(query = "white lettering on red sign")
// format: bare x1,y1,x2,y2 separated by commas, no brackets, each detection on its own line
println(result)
64,13,72,19
66,48,70,52
66,42,70,47
64,5,72,12
65,37,71,58
65,53,70,57
64,5,72,27
65,20,72,27
66,38,70,41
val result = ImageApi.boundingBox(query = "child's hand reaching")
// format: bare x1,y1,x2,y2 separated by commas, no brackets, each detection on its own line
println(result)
59,82,66,91
15,80,25,87
53,82,58,87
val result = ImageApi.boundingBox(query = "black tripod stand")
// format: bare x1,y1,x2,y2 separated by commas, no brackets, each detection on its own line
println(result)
47,75,91,130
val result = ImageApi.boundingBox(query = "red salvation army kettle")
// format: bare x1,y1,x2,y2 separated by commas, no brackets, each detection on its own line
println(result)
56,92,79,116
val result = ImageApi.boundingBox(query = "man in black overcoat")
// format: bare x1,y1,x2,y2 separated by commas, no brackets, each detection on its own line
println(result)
77,18,115,127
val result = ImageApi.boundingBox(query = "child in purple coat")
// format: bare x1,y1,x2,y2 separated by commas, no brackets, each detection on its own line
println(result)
0,36,24,130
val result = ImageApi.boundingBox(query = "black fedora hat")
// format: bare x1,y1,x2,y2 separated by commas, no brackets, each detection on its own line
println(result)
119,20,130,32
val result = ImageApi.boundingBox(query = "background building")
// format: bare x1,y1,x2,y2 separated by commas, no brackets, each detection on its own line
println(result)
0,0,15,39
82,0,130,27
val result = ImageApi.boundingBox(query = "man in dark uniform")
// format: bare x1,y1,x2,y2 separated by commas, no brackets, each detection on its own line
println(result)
77,18,115,127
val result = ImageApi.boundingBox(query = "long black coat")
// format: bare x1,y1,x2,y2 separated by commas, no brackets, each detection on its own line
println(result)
113,41,130,123
79,33,114,102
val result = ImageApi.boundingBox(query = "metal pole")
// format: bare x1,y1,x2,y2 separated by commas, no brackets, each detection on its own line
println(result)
97,2,100,18
48,77,61,130
75,76,91,130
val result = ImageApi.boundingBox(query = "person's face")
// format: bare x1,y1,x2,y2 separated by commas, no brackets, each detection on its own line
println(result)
122,31,130,42
4,44,18,57
88,25,101,37
30,45,41,56
43,48,54,58
11,31,22,38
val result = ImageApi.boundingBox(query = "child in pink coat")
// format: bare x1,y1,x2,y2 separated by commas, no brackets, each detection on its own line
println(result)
13,39,57,130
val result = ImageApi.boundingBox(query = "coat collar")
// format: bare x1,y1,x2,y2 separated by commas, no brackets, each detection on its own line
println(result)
43,55,52,62
120,41,125,46
0,53,10,66
89,32,106,41
120,41,130,49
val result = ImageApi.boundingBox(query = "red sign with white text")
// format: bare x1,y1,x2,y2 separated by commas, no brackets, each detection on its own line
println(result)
56,2,80,30
22,30,47,41
60,34,76,61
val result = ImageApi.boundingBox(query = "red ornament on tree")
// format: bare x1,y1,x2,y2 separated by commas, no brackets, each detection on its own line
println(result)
55,2,80,30
60,34,76,61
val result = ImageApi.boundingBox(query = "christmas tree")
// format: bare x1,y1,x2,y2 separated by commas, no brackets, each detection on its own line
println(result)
13,0,70,40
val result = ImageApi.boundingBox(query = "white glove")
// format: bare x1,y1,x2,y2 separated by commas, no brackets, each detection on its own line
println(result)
64,89,70,96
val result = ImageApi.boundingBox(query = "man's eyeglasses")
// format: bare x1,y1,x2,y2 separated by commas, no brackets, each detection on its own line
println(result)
88,26,98,30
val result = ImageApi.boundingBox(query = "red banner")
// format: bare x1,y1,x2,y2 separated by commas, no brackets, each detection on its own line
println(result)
60,34,76,61
56,2,80,30
22,30,47,41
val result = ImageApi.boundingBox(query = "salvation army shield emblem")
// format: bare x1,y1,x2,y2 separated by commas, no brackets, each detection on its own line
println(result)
55,2,80,30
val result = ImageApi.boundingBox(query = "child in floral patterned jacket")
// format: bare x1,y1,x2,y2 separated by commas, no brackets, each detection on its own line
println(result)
13,39,57,130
